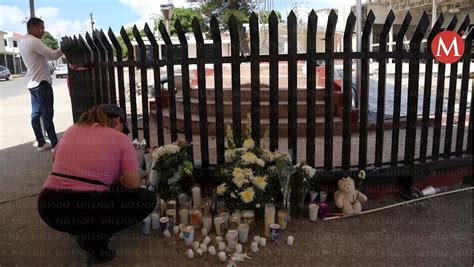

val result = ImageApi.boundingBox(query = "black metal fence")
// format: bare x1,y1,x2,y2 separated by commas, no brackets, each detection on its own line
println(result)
61,10,472,181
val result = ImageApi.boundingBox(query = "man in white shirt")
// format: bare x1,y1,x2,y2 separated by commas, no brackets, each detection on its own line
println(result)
19,17,63,152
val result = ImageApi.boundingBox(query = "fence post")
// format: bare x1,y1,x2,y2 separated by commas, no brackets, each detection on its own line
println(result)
108,29,127,122
269,11,279,152
249,12,261,147
306,10,318,168
228,15,242,148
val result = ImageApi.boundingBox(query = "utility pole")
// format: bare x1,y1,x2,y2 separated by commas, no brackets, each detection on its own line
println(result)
90,13,95,33
432,0,437,27
29,0,35,17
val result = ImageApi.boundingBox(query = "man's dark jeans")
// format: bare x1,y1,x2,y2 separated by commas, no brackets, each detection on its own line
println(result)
29,81,58,147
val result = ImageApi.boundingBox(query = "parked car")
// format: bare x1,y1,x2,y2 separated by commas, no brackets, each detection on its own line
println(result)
55,64,68,78
0,65,11,80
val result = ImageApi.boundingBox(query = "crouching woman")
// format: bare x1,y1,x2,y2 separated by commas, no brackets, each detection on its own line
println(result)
37,104,156,262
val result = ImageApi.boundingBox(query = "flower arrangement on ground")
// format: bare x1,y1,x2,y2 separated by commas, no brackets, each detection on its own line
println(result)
152,140,193,185
216,114,289,211
289,163,317,216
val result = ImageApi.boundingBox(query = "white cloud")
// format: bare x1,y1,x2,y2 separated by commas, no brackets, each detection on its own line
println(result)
119,0,190,29
0,5,89,38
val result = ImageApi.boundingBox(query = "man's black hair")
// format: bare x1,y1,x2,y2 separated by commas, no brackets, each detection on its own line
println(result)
27,17,44,32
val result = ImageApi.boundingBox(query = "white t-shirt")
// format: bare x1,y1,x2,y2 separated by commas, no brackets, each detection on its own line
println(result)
19,34,63,89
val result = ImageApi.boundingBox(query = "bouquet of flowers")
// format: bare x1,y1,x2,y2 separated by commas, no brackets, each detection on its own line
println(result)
151,140,193,185
216,115,286,211
290,163,317,216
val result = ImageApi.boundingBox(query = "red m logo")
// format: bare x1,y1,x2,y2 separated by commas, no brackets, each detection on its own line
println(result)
432,31,465,64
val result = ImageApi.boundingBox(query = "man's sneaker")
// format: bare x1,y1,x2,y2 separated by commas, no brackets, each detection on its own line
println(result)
37,142,52,152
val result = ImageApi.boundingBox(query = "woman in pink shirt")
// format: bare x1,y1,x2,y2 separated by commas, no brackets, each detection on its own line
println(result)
37,104,156,262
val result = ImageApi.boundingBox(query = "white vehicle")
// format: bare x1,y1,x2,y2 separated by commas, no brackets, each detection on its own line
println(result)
55,64,68,78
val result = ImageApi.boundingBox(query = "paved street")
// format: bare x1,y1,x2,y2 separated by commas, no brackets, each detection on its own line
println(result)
0,76,73,149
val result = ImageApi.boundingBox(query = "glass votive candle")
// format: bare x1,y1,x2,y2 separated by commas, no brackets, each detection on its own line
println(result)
229,212,241,230
242,210,255,231
178,193,188,207
237,223,249,243
183,224,194,246
191,208,202,228
201,197,212,215
226,230,238,249
216,200,226,212
277,209,289,230
166,208,177,227
218,209,230,229
214,215,225,236
179,207,189,224
191,184,202,209
167,198,177,210
202,214,213,232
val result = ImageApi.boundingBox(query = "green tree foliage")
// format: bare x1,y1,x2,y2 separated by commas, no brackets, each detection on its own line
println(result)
169,7,205,36
259,11,283,23
116,27,146,58
42,31,58,49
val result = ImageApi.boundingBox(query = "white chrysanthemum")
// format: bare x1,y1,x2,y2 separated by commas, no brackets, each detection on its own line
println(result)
256,159,265,167
358,170,366,180
225,149,236,163
233,168,249,188
240,188,255,203
261,150,275,163
217,183,227,196
242,138,255,149
253,176,268,191
241,152,258,165
302,165,316,178
235,148,248,154
152,146,166,161
165,144,180,154
243,168,254,181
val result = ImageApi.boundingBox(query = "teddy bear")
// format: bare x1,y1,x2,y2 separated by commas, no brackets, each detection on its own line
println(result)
334,177,368,215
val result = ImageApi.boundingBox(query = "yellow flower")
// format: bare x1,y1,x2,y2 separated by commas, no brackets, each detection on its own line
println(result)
243,138,255,149
233,168,249,188
241,152,258,165
217,183,227,196
253,176,268,191
240,188,255,204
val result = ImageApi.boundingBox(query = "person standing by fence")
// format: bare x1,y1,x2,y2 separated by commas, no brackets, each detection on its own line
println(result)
19,17,63,152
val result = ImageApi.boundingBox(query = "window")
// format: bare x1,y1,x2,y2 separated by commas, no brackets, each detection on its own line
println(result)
13,41,18,47
4,40,6,46
0,66,5,71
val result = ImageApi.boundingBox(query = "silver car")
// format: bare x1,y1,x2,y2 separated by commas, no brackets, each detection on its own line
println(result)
0,65,11,80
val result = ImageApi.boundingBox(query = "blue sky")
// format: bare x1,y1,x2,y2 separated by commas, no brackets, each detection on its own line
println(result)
0,0,356,37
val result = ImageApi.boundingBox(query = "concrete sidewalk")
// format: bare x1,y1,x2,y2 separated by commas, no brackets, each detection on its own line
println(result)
0,140,472,266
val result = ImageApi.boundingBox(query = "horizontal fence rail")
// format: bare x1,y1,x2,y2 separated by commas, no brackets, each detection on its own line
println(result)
62,10,473,180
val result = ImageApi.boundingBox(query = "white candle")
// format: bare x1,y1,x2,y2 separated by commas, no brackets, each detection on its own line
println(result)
151,212,160,230
179,208,189,224
218,241,226,251
309,203,319,222
142,215,151,235
202,215,213,231
208,246,216,255
203,236,211,245
191,184,201,209
201,227,208,237
173,225,180,235
251,242,259,252
219,210,230,229
218,251,227,262
214,216,225,236
179,223,185,233
163,230,171,238
319,191,328,202
264,204,275,238
253,236,261,243
193,241,200,251
237,223,249,243
200,243,207,253
160,199,166,215
259,237,266,247
179,232,184,240
186,249,194,259
166,209,177,227
196,248,203,256
215,236,223,243
235,243,243,254
184,225,194,246
287,235,294,245
226,230,238,249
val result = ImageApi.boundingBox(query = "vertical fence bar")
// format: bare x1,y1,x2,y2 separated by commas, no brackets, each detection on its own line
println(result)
420,14,443,162
269,11,279,152
467,81,473,154
93,31,109,104
210,16,225,164
144,24,165,146
100,29,117,105
358,11,375,171
288,11,298,164
158,21,178,142
432,16,458,160
108,29,127,120
342,12,356,172
79,36,95,110
324,10,337,171
174,20,194,157
404,13,429,169
85,33,101,105
455,28,473,156
443,16,470,158
391,12,412,166
120,26,139,140
158,22,178,142
229,15,242,148
62,38,80,120
133,25,150,148
192,18,209,168
249,13,261,147
374,11,395,167
306,10,318,168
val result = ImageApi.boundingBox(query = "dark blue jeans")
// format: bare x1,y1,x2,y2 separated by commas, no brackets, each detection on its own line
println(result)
29,81,58,147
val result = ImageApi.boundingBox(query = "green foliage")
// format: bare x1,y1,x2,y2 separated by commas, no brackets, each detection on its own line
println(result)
115,27,146,58
259,11,282,23
170,7,205,36
41,31,58,49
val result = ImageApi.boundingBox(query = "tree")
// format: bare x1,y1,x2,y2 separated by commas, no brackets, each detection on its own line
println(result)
259,11,283,24
42,31,58,49
169,7,205,36
116,27,146,58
